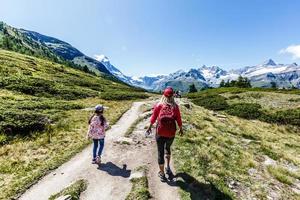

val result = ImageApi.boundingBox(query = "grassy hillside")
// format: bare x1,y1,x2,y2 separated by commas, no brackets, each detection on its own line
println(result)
174,99,300,199
187,87,300,127
0,49,148,199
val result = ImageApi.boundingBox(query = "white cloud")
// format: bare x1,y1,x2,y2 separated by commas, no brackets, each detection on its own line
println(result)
279,44,300,59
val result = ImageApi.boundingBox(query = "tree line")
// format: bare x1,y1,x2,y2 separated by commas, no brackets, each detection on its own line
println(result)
188,76,252,93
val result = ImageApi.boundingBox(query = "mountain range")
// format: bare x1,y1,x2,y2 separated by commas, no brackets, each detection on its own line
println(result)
100,57,300,91
1,21,299,91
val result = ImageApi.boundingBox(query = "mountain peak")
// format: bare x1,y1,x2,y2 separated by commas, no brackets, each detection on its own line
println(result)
262,59,276,66
94,55,109,62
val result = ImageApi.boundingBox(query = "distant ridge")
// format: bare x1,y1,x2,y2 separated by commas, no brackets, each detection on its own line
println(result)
0,21,110,74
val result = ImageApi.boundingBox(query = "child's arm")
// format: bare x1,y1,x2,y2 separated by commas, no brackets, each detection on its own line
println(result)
104,120,109,130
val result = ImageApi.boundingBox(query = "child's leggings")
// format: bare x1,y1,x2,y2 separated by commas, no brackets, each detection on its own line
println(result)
93,139,104,159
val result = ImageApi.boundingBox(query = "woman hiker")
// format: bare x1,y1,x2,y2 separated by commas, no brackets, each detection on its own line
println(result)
147,87,183,182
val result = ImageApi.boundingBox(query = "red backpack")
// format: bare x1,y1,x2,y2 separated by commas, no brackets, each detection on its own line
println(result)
157,104,177,134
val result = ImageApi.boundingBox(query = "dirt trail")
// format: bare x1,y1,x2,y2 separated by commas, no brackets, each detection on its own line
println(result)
19,100,180,200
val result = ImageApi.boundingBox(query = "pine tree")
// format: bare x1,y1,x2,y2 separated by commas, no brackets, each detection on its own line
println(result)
83,65,89,73
224,80,230,87
270,81,277,89
189,84,198,93
219,80,225,87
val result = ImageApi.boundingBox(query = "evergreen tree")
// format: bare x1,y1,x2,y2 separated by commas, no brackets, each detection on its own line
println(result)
270,81,277,89
224,80,230,87
83,65,89,73
219,80,225,87
189,84,198,93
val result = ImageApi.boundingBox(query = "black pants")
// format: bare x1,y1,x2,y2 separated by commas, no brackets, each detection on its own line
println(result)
156,135,175,165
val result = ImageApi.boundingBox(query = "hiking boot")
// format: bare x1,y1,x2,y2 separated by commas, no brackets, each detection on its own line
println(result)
165,167,174,180
158,171,167,182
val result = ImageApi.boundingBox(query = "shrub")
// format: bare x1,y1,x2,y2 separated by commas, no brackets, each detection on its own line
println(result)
100,91,149,100
192,94,229,111
262,109,300,126
288,98,300,102
228,95,241,100
0,110,49,135
226,103,262,119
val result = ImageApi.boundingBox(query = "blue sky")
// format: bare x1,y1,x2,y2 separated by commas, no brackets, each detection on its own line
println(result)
1,0,300,76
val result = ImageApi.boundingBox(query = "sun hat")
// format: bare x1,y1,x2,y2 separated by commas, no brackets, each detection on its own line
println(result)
95,104,104,112
163,87,174,97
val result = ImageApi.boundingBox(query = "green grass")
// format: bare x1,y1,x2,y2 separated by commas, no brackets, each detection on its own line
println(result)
187,87,300,127
173,99,300,199
267,166,294,185
0,49,149,136
125,166,150,200
186,87,300,99
48,179,87,200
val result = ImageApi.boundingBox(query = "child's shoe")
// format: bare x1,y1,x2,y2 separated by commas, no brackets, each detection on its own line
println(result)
96,156,101,164
92,158,97,164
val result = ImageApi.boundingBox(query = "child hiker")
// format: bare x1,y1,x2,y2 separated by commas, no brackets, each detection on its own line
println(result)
87,105,109,164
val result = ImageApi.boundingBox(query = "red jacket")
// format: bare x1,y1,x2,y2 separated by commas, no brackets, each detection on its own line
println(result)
150,103,182,138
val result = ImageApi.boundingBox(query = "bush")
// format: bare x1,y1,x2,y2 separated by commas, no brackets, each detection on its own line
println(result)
262,109,300,126
226,103,262,119
100,91,149,101
228,95,241,100
192,94,229,111
0,110,49,135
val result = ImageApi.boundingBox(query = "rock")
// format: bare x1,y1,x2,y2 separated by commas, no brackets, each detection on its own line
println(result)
55,195,72,200
263,156,276,166
248,168,257,176
216,114,227,118
129,171,145,180
115,137,134,145
206,136,213,141
242,138,252,145
228,180,240,189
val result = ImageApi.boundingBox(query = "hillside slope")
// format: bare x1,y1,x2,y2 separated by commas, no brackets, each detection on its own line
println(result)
175,98,300,199
0,49,147,134
0,21,110,74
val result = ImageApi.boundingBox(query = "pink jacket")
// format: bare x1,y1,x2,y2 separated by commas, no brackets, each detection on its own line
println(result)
87,115,109,139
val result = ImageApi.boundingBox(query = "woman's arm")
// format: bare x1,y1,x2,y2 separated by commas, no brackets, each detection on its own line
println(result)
175,106,183,136
147,104,160,132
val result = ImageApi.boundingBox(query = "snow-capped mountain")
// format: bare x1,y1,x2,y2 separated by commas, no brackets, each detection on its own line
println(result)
106,58,300,92
94,55,132,84
226,59,300,88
